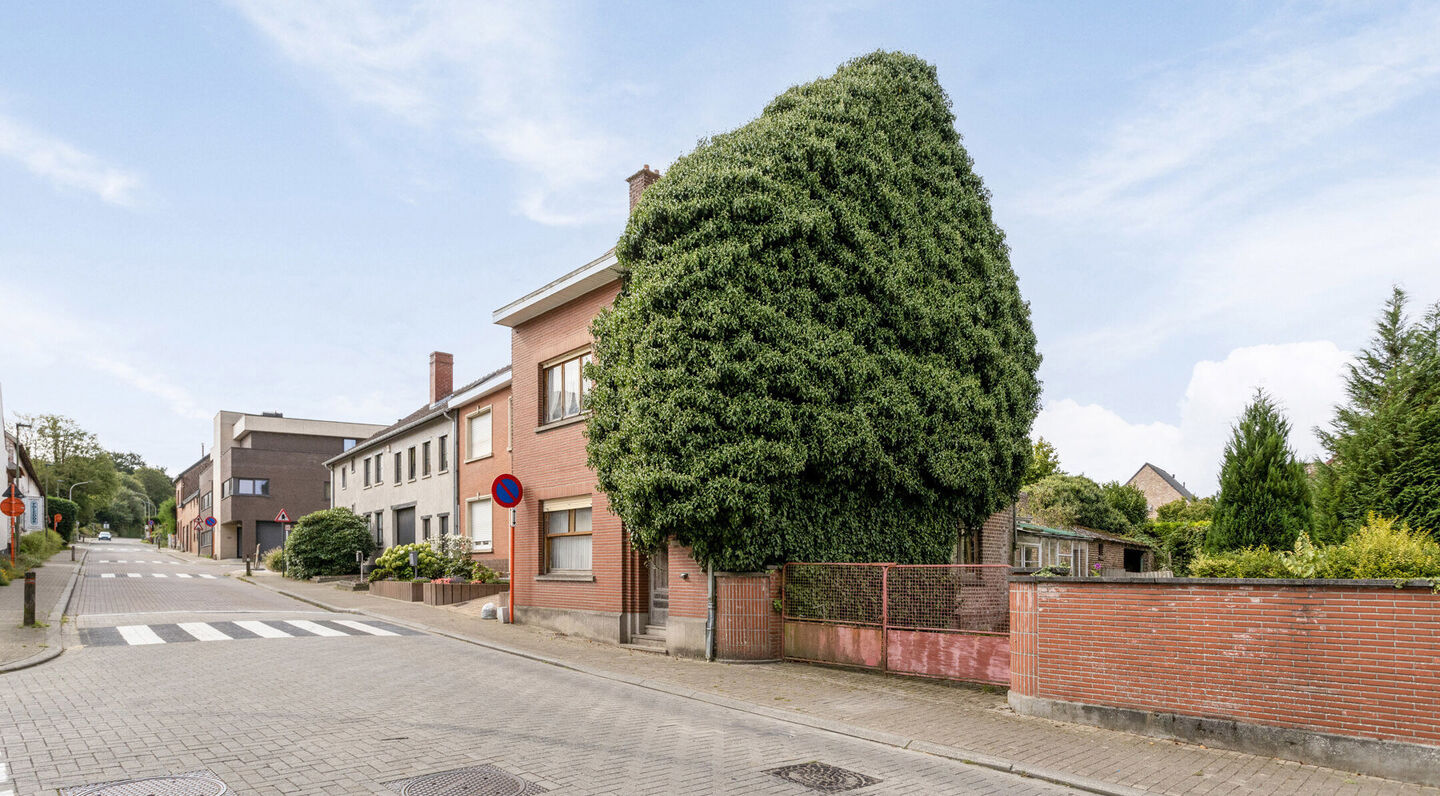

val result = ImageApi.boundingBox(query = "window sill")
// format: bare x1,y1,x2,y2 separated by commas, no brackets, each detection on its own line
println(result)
535,414,588,434
464,453,494,464
535,573,594,583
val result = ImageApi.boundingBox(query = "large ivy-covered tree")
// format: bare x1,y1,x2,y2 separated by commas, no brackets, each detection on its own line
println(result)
1207,390,1313,551
587,52,1041,571
1315,287,1440,541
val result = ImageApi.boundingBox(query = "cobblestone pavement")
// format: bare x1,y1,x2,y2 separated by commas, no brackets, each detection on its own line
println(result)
251,572,1440,796
0,546,80,668
0,546,1086,795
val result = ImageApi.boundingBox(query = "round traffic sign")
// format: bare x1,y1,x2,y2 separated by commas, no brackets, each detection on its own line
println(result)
0,497,23,518
491,474,523,508
205,516,217,527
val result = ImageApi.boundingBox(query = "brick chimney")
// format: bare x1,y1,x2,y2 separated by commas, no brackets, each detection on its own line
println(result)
626,164,661,213
429,351,454,404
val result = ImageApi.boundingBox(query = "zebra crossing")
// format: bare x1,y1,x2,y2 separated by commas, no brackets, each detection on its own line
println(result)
81,618,417,647
94,572,218,579
95,559,185,564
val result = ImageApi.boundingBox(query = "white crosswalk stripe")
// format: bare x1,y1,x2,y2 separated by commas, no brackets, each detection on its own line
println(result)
152,573,168,578
199,574,217,579
116,625,165,645
178,622,231,641
126,573,141,578
285,619,346,637
101,573,115,579
234,620,292,638
333,619,400,637
175,573,193,578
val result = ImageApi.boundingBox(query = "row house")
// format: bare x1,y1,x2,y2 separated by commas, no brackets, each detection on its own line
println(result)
326,353,512,572
173,411,385,560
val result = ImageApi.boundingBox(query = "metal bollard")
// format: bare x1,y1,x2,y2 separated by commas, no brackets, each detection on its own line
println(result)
23,571,36,626
71,543,75,561
245,557,251,576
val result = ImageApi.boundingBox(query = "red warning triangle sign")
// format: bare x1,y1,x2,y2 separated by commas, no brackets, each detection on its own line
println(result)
274,509,291,523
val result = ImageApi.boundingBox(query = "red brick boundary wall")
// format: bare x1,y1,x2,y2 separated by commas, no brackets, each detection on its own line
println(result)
1009,578,1440,786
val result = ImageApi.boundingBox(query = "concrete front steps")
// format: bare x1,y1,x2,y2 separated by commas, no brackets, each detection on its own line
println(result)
619,624,667,655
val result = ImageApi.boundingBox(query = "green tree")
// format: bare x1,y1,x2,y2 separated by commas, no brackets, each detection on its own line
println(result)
587,51,1041,570
46,496,79,542
1315,288,1440,540
1027,474,1138,536
1156,496,1215,523
1101,481,1149,529
1025,437,1063,485
157,497,177,541
134,466,172,507
1208,390,1313,551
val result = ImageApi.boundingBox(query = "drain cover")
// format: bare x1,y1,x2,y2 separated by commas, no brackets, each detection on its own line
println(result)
383,765,547,796
765,762,880,793
59,769,229,796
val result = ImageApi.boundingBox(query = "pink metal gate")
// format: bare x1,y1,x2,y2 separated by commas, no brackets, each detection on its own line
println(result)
781,563,1011,686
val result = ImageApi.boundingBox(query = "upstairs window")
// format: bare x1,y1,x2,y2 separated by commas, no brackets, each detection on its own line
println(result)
422,441,431,477
363,458,372,487
467,409,492,460
438,435,449,472
394,452,401,484
373,454,382,484
234,478,270,496
407,447,417,480
543,352,593,423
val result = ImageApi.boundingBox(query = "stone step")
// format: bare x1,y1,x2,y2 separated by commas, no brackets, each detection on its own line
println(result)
645,624,666,636
619,640,667,655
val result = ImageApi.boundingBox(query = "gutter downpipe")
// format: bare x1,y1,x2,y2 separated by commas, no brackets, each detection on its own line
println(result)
705,562,716,662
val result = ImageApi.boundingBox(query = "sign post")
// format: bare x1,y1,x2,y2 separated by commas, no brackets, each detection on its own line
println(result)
2,483,24,567
491,474,523,624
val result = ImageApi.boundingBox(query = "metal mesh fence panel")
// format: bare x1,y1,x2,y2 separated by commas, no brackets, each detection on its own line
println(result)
885,565,1010,634
782,563,884,625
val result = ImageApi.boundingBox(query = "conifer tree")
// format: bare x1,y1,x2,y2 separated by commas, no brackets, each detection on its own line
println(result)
1208,390,1313,551
587,52,1042,570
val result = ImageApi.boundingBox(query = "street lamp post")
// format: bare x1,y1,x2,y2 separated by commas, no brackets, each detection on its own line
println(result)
68,480,92,540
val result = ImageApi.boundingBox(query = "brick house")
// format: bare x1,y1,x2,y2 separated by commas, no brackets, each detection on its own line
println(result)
1125,462,1195,518
172,455,213,555
449,365,512,574
1012,520,1154,574
176,411,385,560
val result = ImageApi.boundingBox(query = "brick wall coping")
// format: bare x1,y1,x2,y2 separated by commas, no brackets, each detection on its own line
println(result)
1011,575,1440,589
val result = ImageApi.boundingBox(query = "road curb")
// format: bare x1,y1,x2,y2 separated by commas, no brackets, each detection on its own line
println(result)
0,544,87,675
240,575,1147,796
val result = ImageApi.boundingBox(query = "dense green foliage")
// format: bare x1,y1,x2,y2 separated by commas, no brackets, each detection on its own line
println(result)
1155,497,1214,523
1207,391,1313,551
1027,474,1146,536
282,508,375,580
368,543,445,582
1148,520,1210,575
588,52,1042,570
263,546,286,575
1024,437,1063,485
1315,288,1440,542
1191,515,1440,580
16,414,168,535
157,498,177,541
1,530,66,586
47,496,79,541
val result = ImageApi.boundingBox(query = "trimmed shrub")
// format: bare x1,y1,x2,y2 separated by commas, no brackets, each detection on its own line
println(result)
1188,547,1291,579
1316,515,1440,579
283,508,375,580
47,496,79,542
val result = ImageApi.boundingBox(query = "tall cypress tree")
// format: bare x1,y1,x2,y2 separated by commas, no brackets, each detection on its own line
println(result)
1208,390,1313,551
587,52,1041,570
1316,288,1440,540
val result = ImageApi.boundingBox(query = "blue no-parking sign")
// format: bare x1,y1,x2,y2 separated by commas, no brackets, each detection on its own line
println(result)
491,474,523,508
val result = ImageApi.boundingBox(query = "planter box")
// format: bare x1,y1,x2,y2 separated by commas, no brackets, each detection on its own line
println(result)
369,580,425,602
423,581,508,606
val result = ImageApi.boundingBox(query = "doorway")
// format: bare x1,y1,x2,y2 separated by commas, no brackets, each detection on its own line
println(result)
649,546,669,627
396,508,416,546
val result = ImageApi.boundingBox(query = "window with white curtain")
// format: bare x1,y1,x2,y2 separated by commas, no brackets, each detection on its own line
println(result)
468,497,493,551
543,498,592,572
467,408,493,460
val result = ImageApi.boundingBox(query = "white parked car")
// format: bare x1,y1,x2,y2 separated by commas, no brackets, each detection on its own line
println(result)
97,531,112,541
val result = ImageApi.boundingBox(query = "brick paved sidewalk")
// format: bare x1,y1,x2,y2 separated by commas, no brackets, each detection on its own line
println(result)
246,573,1436,796
0,546,82,669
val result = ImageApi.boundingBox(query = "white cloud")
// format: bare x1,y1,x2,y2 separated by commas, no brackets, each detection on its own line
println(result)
1032,5,1440,230
0,113,143,207
1035,341,1351,496
232,0,621,225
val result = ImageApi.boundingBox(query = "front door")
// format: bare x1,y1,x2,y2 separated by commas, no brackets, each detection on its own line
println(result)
396,508,416,546
649,546,669,626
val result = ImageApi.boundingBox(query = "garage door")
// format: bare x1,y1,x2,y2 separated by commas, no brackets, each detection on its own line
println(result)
256,521,286,555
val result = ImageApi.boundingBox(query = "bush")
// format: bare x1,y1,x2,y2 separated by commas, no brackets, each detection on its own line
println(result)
1188,546,1291,578
262,546,285,574
47,496,79,542
283,508,375,580
18,530,65,558
1316,515,1440,579
1150,520,1209,575
369,543,445,581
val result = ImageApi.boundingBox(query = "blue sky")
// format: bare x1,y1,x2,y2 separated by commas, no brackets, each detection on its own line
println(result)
3,1,1438,494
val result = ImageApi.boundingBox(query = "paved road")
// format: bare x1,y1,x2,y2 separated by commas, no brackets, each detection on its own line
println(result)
1,543,1084,795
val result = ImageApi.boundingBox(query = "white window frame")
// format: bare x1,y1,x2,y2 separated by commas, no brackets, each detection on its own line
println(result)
542,350,593,425
467,496,493,552
466,407,493,462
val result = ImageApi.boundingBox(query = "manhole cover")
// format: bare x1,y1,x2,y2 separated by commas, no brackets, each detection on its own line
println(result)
59,769,229,796
383,765,547,796
765,761,881,793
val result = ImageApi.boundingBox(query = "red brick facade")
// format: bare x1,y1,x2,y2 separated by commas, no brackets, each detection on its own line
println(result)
1010,579,1440,750
455,382,512,574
